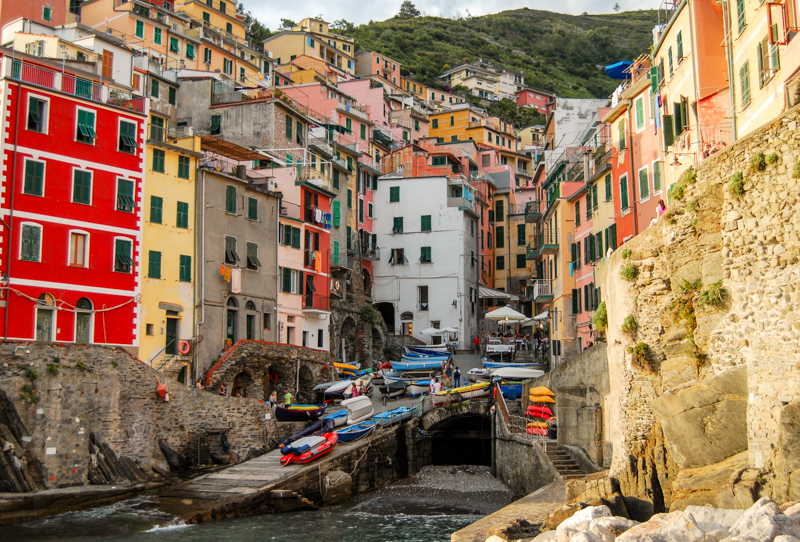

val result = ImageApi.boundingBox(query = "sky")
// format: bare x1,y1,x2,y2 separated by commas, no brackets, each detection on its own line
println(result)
247,0,661,32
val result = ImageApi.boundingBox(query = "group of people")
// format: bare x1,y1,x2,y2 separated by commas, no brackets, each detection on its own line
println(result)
439,358,461,388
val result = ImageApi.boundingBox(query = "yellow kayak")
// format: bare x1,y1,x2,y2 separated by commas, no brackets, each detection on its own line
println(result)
431,381,491,405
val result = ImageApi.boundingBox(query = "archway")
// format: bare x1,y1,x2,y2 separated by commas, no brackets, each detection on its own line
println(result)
297,365,315,403
400,311,413,336
264,363,290,399
374,302,395,332
233,371,255,399
371,327,384,361
362,268,372,293
428,415,492,466
340,316,357,363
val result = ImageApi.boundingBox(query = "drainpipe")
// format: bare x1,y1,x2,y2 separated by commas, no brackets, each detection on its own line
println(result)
717,0,738,141
687,4,702,142
275,194,281,344
625,101,639,236
3,75,23,340
194,168,206,382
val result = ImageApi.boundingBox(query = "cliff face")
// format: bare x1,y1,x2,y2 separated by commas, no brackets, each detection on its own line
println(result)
604,106,800,516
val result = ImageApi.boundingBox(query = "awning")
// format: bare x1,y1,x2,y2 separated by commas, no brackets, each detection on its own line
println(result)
605,60,633,80
200,136,265,161
533,311,549,320
479,286,519,301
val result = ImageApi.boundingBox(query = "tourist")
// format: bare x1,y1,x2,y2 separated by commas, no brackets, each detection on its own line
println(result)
454,366,461,387
234,389,242,397
350,382,359,398
651,199,667,226
444,362,453,388
196,377,205,390
474,335,480,354
359,381,367,396
284,388,293,406
433,377,443,393
218,383,228,397
269,391,278,410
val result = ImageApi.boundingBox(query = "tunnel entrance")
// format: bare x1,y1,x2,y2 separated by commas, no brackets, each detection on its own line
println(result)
428,415,492,467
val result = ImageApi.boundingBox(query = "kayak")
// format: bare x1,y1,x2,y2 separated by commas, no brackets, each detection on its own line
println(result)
431,381,492,405
490,367,545,380
275,404,327,422
279,432,338,466
373,406,415,427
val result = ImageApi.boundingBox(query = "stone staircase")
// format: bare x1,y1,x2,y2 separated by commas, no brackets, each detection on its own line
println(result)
544,443,585,479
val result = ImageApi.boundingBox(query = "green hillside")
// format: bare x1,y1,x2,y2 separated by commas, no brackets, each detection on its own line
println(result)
338,9,658,99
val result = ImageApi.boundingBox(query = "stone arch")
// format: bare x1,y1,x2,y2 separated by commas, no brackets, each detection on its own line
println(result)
362,267,372,292
298,365,315,403
340,316,357,363
422,402,493,467
263,363,291,399
375,302,395,332
232,371,255,399
371,327,384,361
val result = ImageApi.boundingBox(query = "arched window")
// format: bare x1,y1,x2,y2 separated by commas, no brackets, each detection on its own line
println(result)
227,297,238,308
76,297,93,310
37,293,55,306
245,300,256,311
400,311,413,321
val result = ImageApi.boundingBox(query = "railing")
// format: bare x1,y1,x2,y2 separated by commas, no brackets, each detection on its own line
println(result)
359,155,382,173
305,249,331,274
525,200,542,223
279,200,302,221
534,229,559,253
108,88,146,113
303,293,331,311
532,279,553,300
150,339,176,372
526,242,541,260
516,167,532,177
362,244,380,261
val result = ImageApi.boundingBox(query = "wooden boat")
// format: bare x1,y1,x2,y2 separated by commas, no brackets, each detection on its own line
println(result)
335,420,376,443
323,409,349,428
373,406,415,427
274,403,327,422
379,380,406,399
392,358,445,371
431,381,491,405
341,395,374,425
382,370,435,384
406,380,431,397
279,433,338,466
467,368,490,382
405,344,449,354
401,351,451,360
490,367,545,380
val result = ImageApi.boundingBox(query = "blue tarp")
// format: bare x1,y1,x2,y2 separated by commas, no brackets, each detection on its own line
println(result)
605,60,633,80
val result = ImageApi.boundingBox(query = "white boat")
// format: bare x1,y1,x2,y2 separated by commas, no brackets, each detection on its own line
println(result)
485,339,515,355
405,344,449,354
342,375,373,399
467,368,490,382
490,367,545,380
406,380,431,397
341,395,374,425
431,381,492,405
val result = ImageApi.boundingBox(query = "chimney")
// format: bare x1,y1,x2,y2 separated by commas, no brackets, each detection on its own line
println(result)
237,164,247,180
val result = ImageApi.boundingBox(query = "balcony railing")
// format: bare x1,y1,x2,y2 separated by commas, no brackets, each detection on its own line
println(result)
303,293,331,312
531,279,554,301
526,242,541,261
525,200,542,223
534,229,559,255
362,244,380,261
108,88,147,113
279,201,302,221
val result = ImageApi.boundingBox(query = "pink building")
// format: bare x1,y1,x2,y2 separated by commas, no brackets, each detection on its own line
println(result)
516,89,555,114
355,51,400,87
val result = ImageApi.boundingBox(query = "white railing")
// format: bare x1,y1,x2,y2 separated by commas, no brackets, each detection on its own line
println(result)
533,279,553,299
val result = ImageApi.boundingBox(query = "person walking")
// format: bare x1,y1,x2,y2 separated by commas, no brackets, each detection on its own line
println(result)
269,391,278,410
444,362,453,388
454,366,461,387
283,388,293,406
473,335,481,355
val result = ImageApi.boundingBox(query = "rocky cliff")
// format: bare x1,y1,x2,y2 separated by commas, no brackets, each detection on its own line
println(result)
604,106,800,518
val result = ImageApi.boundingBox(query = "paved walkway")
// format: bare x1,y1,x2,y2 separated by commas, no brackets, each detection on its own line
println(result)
451,479,567,542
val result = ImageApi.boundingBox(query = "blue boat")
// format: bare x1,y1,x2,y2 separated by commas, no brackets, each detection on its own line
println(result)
393,359,445,371
323,409,349,428
373,406,415,427
498,382,524,398
335,420,376,443
401,351,451,360
407,381,431,397
405,345,450,355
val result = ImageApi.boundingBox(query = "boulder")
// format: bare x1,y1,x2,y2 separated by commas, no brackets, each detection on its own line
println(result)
587,516,639,542
571,532,602,542
775,536,800,542
616,510,707,541
321,470,351,506
724,497,782,541
651,366,748,471
683,506,740,532
556,506,611,542
532,533,557,542
670,452,749,510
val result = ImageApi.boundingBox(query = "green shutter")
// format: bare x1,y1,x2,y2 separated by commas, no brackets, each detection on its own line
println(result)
24,160,44,196
176,201,189,228
358,198,364,222
635,98,644,130
150,196,163,223
21,225,39,261
662,115,675,148
153,149,165,173
389,186,399,202
605,174,612,201
332,168,340,189
298,270,304,295
148,251,161,278
347,189,352,208
291,227,301,249
248,197,258,220
571,242,577,264
169,87,176,105
516,254,526,269
226,185,236,213
495,200,504,221
421,215,431,231
639,168,649,200
179,255,192,282
677,31,683,59
333,241,339,266
517,224,526,245
393,216,403,233
247,242,261,269
333,201,340,227
360,124,366,140
488,210,494,222
572,289,579,315
618,119,626,151
596,231,603,261
178,155,190,179
740,61,751,107
653,162,662,192
77,109,96,143
117,179,135,211
736,0,745,33
620,176,629,210
151,78,159,98
285,114,292,139
347,226,352,251
496,226,504,248
282,267,291,292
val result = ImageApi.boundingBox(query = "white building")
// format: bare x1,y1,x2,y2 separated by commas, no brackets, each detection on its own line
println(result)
372,174,480,347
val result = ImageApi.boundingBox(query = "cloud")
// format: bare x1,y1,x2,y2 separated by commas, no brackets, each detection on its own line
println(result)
246,0,661,32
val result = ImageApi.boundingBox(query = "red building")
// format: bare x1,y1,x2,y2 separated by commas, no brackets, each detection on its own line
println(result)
0,51,147,345
300,182,333,313
516,89,556,115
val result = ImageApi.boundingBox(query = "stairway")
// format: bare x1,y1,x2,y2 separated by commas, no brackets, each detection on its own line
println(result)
544,443,585,479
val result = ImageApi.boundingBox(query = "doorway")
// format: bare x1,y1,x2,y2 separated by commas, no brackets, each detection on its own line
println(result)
166,318,178,355
75,297,93,344
36,293,55,342
226,297,238,343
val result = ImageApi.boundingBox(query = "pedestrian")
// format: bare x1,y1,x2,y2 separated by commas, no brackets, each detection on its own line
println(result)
474,335,480,354
196,377,205,390
283,388,293,406
433,377,443,393
454,366,461,387
269,391,277,410
218,383,228,397
445,362,453,388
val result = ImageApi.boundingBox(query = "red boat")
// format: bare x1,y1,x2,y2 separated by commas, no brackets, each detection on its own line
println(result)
279,432,339,466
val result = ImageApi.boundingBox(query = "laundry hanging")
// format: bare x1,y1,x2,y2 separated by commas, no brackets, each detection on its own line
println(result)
231,268,241,293
314,251,322,272
224,267,232,283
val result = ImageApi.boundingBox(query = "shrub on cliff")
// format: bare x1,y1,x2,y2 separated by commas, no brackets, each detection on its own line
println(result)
698,280,726,307
766,152,779,165
751,152,767,171
620,263,638,281
621,248,631,259
729,172,746,197
627,342,651,371
621,314,637,334
592,301,608,333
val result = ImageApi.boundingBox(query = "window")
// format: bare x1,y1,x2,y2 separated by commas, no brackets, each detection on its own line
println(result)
392,217,403,233
668,46,674,77
676,31,683,61
346,118,352,132
225,236,240,264
516,254,526,269
368,202,373,218
20,224,41,262
418,286,429,310
148,251,162,278
151,78,159,98
575,199,581,226
246,242,261,270
186,43,195,60
150,196,163,224
360,124,366,140
285,114,292,139
135,20,144,38
43,6,52,20
72,169,92,205
154,27,162,45
638,167,650,201
226,185,236,214
740,61,751,108
421,215,431,231
736,0,745,34
177,155,190,179
605,174,612,202
431,156,447,166
358,199,364,222
27,97,46,132
204,47,212,63
226,22,232,34
263,313,271,331
69,232,87,267
169,37,179,54
176,201,189,228
223,58,232,75
114,238,133,272
168,87,176,106
620,174,629,211
634,96,645,131
347,189,352,209
248,197,258,220
618,118,626,151
450,115,454,126
496,226,504,248
76,109,96,144
420,246,432,263
179,255,192,282
117,179,135,212
389,186,400,202
152,149,165,173
388,248,406,265
653,162,663,193
432,119,438,129
23,159,44,196
119,121,138,153
332,201,340,227
210,114,221,135
496,256,505,270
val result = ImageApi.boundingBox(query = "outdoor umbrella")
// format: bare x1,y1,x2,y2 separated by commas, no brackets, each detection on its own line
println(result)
484,306,527,321
419,327,444,335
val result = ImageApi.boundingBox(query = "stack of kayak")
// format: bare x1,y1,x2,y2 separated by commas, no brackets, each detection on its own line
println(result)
274,403,327,422
431,381,491,405
527,386,555,436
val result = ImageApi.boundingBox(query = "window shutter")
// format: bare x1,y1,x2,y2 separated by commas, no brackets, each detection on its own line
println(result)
285,115,292,139
226,186,236,213
333,201,340,227
589,233,596,261
151,196,163,223
596,232,603,261
571,242,576,264
333,241,339,265
517,224,526,245
649,66,659,92
584,285,590,312
662,115,674,148
677,31,683,59
149,251,161,278
248,197,257,220
298,270,304,295
291,227,301,249
282,267,291,293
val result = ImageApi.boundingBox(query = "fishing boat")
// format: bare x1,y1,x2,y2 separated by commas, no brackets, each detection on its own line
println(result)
482,356,539,369
382,370,435,384
274,403,327,422
335,420,376,443
490,367,545,380
401,351,451,360
373,406,415,427
405,344,450,354
323,379,356,401
323,409,349,428
379,380,406,399
392,358,446,372
279,433,338,466
406,380,431,397
343,375,373,399
467,368,490,382
431,381,492,405
342,395,374,425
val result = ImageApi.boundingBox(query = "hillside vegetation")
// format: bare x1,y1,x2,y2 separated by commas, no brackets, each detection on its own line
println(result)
340,9,658,98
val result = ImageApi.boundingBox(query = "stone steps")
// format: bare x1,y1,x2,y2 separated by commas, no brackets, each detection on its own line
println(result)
544,445,585,479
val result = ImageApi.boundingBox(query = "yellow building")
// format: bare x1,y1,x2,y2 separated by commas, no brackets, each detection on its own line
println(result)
265,17,356,75
439,61,524,101
139,131,202,380
494,188,534,299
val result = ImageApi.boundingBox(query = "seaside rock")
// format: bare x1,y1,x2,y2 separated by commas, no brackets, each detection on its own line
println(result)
587,516,639,541
158,438,187,471
684,506,741,532
616,510,707,541
322,470,351,506
555,505,611,542
775,536,800,542
532,533,557,541
571,532,602,542
541,503,586,532
723,497,782,541
487,518,540,540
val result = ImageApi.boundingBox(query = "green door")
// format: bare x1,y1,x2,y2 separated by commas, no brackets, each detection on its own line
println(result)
166,318,177,355
226,310,237,342
246,314,254,340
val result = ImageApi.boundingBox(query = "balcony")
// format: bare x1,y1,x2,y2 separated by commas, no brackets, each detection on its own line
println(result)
516,167,532,178
525,200,542,223
305,249,331,274
279,201,302,221
362,244,380,261
303,293,331,313
530,279,554,302
535,230,559,255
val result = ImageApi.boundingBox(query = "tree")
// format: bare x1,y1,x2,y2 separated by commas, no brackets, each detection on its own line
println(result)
279,18,297,31
331,19,355,32
398,1,421,18
613,3,621,12
243,13,273,45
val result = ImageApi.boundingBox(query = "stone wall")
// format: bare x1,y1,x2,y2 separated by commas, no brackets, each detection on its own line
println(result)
0,342,309,490
602,105,800,513
493,410,558,498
